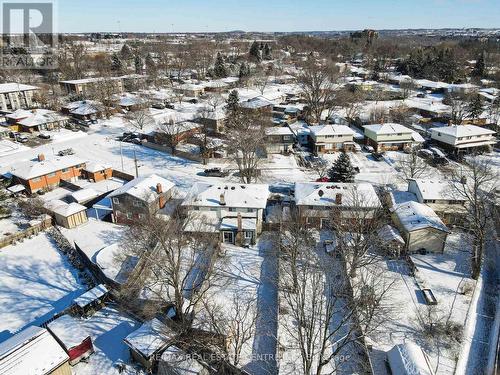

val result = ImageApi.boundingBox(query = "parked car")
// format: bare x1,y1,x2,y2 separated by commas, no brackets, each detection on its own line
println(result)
204,168,228,177
371,152,385,161
58,148,75,156
16,134,29,143
363,145,374,153
418,149,434,159
8,131,19,139
38,133,51,139
151,102,166,109
316,176,330,182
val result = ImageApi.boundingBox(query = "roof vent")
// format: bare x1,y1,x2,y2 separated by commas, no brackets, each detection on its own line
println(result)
318,190,324,197
231,186,235,190
241,185,246,189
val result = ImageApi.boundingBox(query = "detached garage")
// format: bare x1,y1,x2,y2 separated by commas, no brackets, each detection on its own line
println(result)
391,201,450,253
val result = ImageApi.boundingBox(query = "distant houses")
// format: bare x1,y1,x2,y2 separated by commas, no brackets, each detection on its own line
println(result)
5,109,69,133
59,77,124,96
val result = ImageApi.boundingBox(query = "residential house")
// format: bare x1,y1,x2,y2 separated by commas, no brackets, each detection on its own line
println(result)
309,124,356,154
45,199,88,229
181,182,270,245
407,179,467,224
0,325,71,375
265,126,294,154
202,79,230,93
8,154,86,194
59,77,124,96
0,82,39,111
47,315,95,365
108,174,175,224
196,109,226,134
363,123,423,152
5,109,69,132
118,95,148,111
289,121,311,147
239,97,274,113
294,182,381,229
151,121,201,146
62,100,102,123
124,319,175,371
173,83,205,98
391,201,450,253
82,162,113,182
429,125,497,153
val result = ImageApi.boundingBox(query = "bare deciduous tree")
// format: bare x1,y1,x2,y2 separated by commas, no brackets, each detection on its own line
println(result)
225,109,268,184
125,109,155,131
395,148,428,181
448,156,497,279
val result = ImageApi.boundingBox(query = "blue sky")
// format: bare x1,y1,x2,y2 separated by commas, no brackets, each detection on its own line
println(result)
56,0,499,33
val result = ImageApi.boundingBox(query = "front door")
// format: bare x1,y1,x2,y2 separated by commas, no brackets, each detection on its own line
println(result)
223,231,234,244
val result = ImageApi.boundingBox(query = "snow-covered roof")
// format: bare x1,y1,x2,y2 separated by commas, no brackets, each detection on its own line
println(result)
288,121,311,136
160,345,206,375
387,342,435,375
73,284,108,308
71,188,100,203
8,109,67,127
108,174,174,203
377,224,405,244
95,243,138,285
70,102,100,116
9,156,86,180
294,182,381,208
45,199,87,217
83,161,112,173
0,326,68,375
240,97,273,109
265,126,294,136
415,79,449,90
310,124,355,137
124,319,174,358
60,76,122,85
182,182,269,209
409,179,465,202
47,315,91,349
119,96,146,107
392,201,449,233
363,123,413,135
0,82,39,94
430,125,496,138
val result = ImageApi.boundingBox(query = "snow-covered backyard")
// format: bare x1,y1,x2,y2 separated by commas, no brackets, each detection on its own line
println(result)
0,232,86,339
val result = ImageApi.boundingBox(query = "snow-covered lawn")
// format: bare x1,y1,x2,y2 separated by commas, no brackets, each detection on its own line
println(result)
0,139,29,157
68,306,141,375
0,232,86,339
368,231,474,375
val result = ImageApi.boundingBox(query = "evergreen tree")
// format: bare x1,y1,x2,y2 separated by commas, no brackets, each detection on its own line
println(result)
467,94,483,120
238,62,250,78
120,44,133,60
472,52,485,78
249,41,262,62
226,89,239,112
328,152,357,182
263,43,272,60
111,53,124,73
134,54,143,74
145,53,157,75
213,52,227,78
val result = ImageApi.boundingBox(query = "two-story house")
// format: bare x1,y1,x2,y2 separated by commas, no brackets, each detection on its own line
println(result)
265,126,295,154
181,182,270,245
0,82,39,111
429,125,496,154
8,154,86,194
363,123,422,152
309,124,356,154
59,77,124,96
108,174,175,224
294,182,381,229
407,178,467,224
6,109,69,133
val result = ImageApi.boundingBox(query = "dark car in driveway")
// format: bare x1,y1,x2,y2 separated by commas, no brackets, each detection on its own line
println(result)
204,168,228,177
371,152,385,161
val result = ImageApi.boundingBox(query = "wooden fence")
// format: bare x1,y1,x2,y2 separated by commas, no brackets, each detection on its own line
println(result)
0,215,52,249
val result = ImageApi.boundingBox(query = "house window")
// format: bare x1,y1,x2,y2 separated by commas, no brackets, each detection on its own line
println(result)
133,200,141,207
229,207,236,212
113,198,119,204
126,213,132,219
48,172,56,177
31,177,41,182
244,231,253,239
247,208,255,213
438,132,442,136
61,168,69,173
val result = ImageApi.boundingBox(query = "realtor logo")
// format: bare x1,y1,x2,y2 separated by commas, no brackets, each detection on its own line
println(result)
1,2,58,69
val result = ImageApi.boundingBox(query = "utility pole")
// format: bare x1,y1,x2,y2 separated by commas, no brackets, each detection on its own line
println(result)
119,141,124,171
134,149,139,177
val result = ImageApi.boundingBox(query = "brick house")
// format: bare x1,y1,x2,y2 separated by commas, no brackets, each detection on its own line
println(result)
108,174,175,224
8,154,86,194
82,162,113,182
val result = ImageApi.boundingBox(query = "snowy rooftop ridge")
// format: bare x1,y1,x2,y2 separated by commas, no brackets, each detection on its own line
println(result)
108,174,175,203
124,318,175,358
363,122,414,135
392,201,449,233
309,124,355,136
182,182,270,209
0,326,69,375
430,124,496,138
294,182,381,208
8,155,86,180
0,82,39,94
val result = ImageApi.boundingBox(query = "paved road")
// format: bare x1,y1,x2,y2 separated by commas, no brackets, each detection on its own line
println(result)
463,231,499,375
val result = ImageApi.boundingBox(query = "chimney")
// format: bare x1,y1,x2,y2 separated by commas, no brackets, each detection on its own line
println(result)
157,184,166,209
237,213,242,232
335,193,342,205
156,183,162,194
220,193,226,206
38,153,45,162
